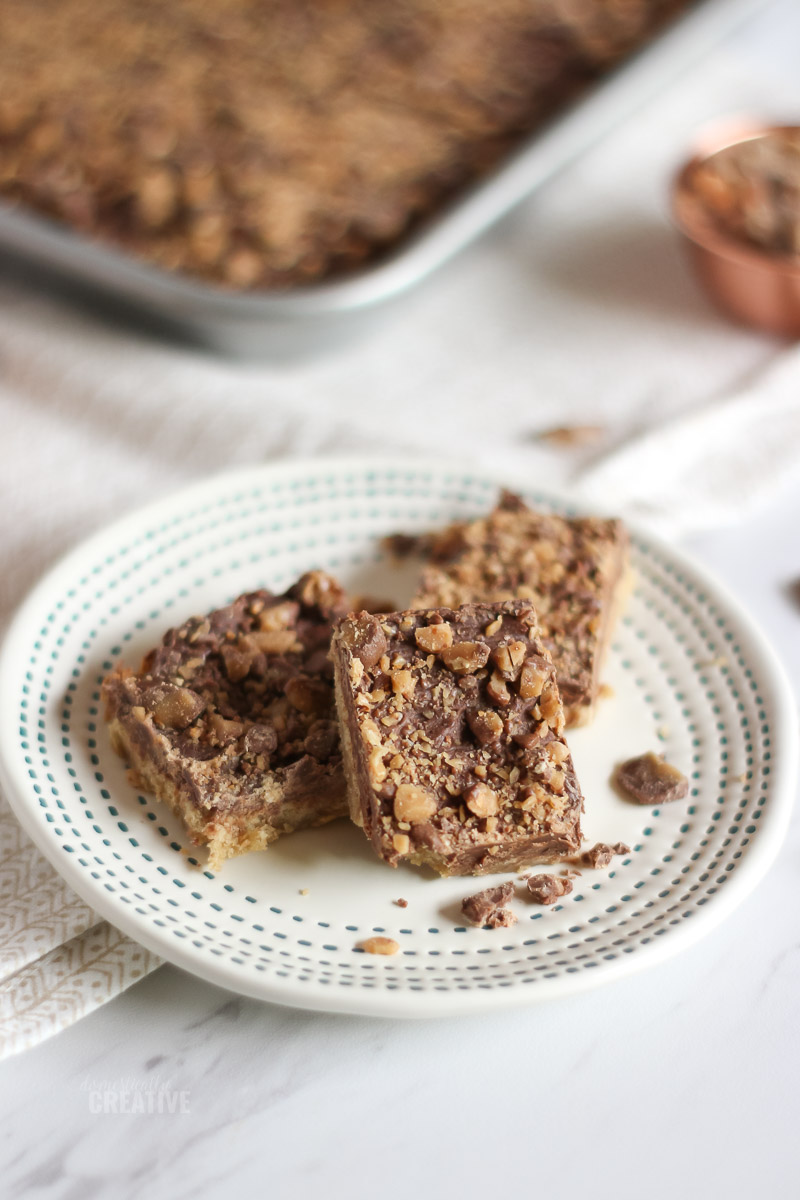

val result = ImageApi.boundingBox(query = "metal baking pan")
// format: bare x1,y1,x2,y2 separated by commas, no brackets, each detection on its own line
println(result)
0,0,771,358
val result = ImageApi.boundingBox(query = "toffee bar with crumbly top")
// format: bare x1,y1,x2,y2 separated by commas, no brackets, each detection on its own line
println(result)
102,572,349,871
403,492,630,726
331,600,583,877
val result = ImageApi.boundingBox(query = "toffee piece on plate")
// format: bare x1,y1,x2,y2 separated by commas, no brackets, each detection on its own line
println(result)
102,571,349,871
461,882,517,928
525,873,573,905
580,841,630,868
615,752,688,805
331,599,583,877
402,492,630,727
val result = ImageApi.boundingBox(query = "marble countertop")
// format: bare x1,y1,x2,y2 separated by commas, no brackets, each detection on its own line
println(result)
1,1,799,1196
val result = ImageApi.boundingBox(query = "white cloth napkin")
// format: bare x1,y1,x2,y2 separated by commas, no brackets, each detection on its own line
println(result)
577,348,800,538
0,793,160,1059
1,0,799,1058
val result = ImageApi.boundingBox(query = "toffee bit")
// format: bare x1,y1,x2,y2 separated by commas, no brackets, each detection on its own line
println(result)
358,937,399,956
698,655,728,670
102,574,348,873
461,883,516,928
615,752,689,805
580,842,630,869
382,533,429,559
532,424,607,448
786,578,800,610
526,874,573,904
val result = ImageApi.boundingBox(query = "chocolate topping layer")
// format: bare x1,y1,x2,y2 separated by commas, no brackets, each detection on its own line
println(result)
331,599,583,877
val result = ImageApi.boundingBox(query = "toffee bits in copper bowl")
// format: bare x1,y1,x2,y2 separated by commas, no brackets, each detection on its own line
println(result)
672,122,800,337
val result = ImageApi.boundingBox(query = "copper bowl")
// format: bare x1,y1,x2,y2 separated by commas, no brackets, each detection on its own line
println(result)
672,122,800,338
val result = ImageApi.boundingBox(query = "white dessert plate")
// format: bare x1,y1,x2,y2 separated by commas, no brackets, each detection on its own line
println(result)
0,458,795,1017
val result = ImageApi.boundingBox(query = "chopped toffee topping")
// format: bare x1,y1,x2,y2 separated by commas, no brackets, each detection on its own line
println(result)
684,129,800,257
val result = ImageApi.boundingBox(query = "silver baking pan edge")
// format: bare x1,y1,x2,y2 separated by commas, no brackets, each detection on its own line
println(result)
0,0,771,357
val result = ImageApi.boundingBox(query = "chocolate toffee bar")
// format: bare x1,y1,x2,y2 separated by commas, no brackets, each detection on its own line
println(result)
407,492,630,726
331,600,583,876
102,572,348,870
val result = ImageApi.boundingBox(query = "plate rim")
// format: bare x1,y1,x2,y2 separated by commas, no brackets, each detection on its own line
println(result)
0,456,796,1018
